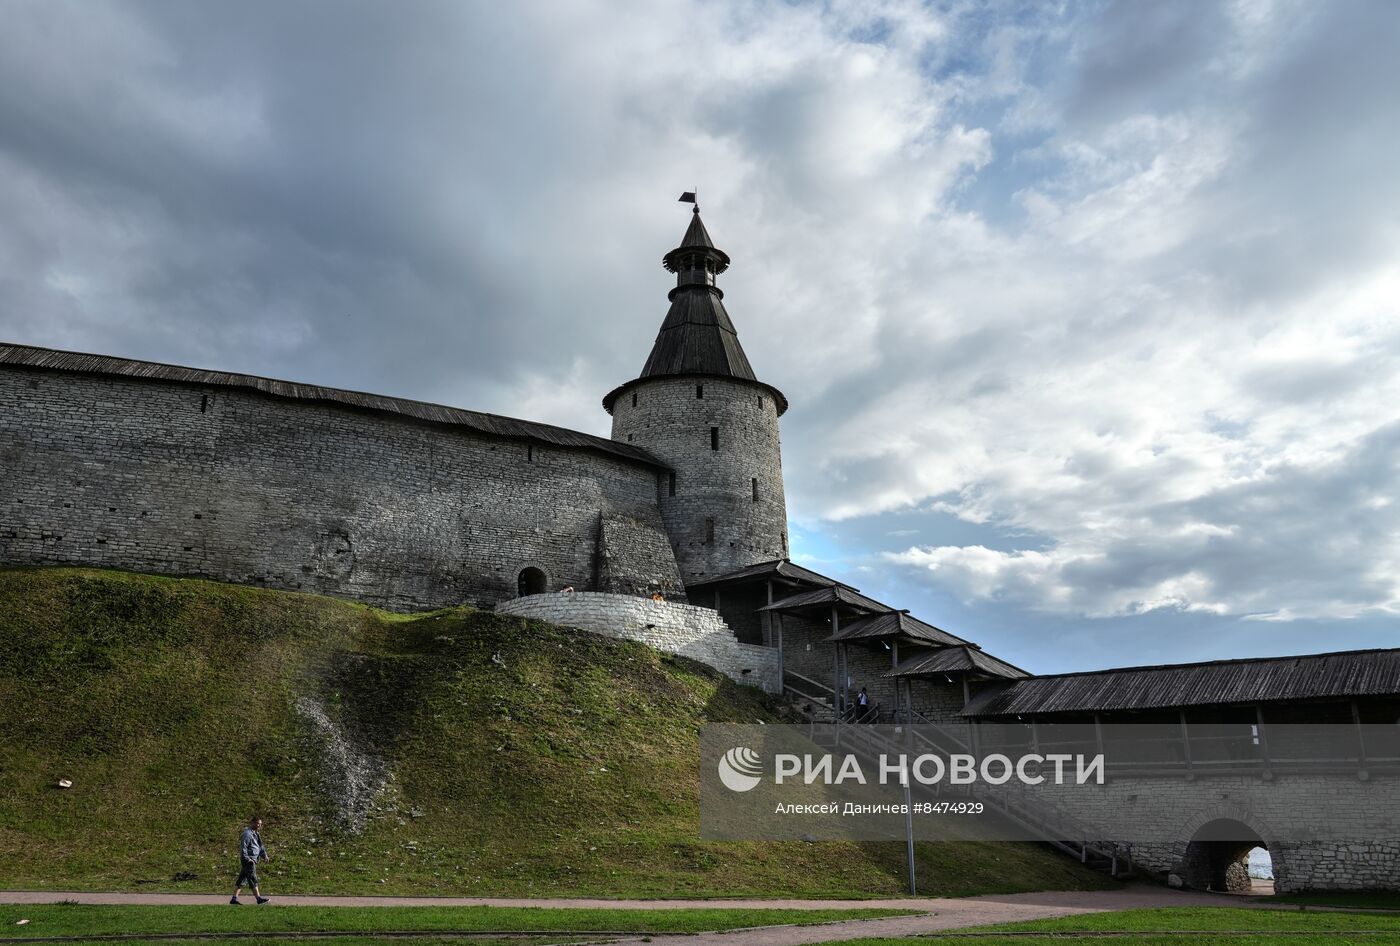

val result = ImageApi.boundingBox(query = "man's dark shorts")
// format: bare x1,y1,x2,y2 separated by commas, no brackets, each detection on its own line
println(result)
236,859,259,887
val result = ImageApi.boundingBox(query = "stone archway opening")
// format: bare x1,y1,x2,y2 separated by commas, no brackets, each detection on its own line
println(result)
517,566,547,597
1180,818,1271,894
1246,845,1274,894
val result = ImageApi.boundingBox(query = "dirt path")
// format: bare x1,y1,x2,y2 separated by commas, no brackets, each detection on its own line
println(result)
0,886,1254,912
612,888,1276,946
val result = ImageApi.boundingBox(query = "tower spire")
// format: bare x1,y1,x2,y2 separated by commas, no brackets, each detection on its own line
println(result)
601,202,787,416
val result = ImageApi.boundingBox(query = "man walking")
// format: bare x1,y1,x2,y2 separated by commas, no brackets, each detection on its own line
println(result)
230,816,271,905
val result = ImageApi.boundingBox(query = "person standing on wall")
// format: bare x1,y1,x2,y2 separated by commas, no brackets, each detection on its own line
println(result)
856,687,871,722
230,816,272,905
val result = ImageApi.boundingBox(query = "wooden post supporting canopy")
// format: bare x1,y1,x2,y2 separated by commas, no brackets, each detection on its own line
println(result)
765,579,773,646
775,611,784,687
831,603,841,716
1255,705,1271,773
1352,699,1368,773
1180,711,1194,775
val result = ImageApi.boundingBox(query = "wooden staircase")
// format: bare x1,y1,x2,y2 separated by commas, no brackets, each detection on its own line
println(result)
782,669,839,723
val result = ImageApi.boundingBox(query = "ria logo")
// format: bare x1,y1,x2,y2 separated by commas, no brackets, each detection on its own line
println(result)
718,746,763,792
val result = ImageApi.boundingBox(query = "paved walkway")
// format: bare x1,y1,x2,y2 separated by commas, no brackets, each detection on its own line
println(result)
0,886,1280,944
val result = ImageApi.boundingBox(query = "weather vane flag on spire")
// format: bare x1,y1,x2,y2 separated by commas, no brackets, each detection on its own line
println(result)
679,190,699,212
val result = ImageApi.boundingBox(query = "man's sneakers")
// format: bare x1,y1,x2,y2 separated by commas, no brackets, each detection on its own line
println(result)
255,896,271,905
229,897,241,905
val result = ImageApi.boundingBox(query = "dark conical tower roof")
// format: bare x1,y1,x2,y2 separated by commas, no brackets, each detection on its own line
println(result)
604,207,786,414
678,209,716,249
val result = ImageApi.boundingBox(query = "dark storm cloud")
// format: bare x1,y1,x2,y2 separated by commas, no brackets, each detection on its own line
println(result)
0,0,671,417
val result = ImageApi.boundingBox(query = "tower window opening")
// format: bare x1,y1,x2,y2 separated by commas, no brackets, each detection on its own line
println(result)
527,445,534,462
627,433,634,442
757,395,763,409
668,471,677,496
752,477,759,502
200,394,210,413
705,517,715,544
631,391,637,407
696,384,704,399
710,426,719,451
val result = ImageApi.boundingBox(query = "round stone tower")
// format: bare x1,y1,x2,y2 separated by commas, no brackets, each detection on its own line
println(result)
603,205,789,586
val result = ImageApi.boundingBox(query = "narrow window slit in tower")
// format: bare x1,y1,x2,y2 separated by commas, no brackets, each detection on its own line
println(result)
752,477,759,502
527,445,534,462
705,517,715,544
710,426,719,451
668,472,677,496
200,395,209,413
631,391,637,407
696,384,704,399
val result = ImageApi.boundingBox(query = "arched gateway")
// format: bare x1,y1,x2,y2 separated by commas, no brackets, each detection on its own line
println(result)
1175,811,1279,892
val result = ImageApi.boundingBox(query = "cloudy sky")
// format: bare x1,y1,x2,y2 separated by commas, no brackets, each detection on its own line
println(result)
3,0,1398,672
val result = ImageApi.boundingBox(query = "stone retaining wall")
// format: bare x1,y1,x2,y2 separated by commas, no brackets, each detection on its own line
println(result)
496,591,780,693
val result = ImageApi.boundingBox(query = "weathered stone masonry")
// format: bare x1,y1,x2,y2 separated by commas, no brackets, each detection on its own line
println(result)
979,770,1400,892
496,591,780,692
0,365,682,610
609,375,787,583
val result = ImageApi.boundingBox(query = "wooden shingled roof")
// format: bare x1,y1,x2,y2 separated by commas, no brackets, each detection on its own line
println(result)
687,558,842,589
885,645,1028,680
672,211,726,258
828,610,971,648
760,584,892,614
961,647,1400,717
0,343,668,469
640,289,757,381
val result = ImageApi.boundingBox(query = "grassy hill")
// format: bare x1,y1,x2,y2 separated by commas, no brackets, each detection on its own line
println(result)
0,567,1113,897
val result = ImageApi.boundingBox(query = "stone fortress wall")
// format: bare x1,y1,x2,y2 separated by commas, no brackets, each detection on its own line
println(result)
979,770,1400,892
496,591,781,692
0,364,684,610
609,375,787,584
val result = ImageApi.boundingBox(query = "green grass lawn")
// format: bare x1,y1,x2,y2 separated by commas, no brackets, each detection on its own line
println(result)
1278,891,1400,911
0,567,1112,898
0,903,913,938
839,906,1400,944
6,940,576,946
170,941,571,946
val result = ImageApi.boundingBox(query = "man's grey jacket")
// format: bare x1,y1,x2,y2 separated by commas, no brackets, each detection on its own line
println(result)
240,827,267,864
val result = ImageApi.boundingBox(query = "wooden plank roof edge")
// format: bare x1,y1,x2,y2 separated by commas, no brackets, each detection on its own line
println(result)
827,611,976,649
759,584,893,611
687,558,850,589
1009,645,1400,682
884,645,1029,679
1,341,669,469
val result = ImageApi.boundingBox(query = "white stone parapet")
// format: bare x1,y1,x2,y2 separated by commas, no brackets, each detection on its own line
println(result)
495,591,780,693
